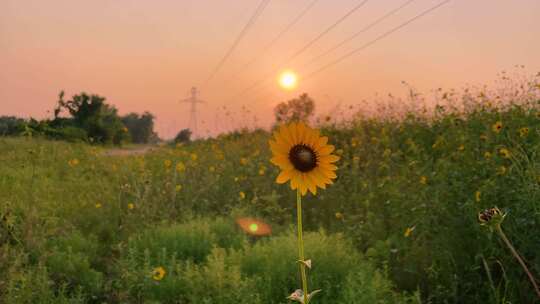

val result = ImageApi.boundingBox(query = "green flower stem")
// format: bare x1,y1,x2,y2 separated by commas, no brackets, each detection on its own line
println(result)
496,224,540,299
296,190,309,303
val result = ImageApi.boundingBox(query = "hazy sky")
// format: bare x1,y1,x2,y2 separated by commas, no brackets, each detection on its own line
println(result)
1,0,539,138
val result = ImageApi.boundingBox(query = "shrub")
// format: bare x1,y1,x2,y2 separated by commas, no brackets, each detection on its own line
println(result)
115,224,410,303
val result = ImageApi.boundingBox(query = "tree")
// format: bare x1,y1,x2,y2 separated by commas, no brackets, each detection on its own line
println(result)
54,91,127,144
174,129,192,144
274,93,315,123
0,116,26,136
121,112,157,144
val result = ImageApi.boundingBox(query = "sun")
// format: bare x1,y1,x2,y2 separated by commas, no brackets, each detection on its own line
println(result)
278,70,298,90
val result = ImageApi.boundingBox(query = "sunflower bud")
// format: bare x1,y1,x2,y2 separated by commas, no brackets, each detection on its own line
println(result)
478,207,505,227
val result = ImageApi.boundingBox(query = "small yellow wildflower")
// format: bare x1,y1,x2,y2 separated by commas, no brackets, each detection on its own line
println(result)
475,191,481,202
335,212,343,220
519,127,529,137
419,176,428,185
68,159,79,167
258,168,266,176
127,203,135,210
175,184,182,192
163,159,172,168
484,151,492,159
152,266,166,281
458,144,465,151
240,158,248,165
176,162,186,172
492,121,503,133
497,166,507,175
95,203,102,209
190,153,198,161
239,191,246,200
404,226,416,237
499,148,511,159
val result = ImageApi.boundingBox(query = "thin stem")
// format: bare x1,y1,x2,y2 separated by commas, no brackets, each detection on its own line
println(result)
296,190,309,303
496,225,540,299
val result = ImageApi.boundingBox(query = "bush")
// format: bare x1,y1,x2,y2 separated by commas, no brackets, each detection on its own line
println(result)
127,218,247,265
115,222,410,303
45,231,104,296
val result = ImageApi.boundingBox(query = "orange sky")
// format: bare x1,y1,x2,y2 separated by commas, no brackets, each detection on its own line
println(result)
1,0,539,138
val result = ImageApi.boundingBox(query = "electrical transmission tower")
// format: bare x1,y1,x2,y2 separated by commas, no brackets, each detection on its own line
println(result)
180,87,206,138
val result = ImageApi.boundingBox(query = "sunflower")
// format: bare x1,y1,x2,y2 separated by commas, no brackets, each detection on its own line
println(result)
492,121,503,133
519,127,529,137
152,266,166,281
269,122,339,195
499,148,511,159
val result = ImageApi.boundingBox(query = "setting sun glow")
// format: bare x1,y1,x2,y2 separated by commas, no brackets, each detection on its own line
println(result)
278,71,298,90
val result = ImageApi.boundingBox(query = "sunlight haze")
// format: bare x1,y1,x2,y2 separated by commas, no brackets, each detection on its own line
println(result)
1,0,539,138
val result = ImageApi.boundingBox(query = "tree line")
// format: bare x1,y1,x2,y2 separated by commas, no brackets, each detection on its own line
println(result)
1,91,317,144
1,91,159,145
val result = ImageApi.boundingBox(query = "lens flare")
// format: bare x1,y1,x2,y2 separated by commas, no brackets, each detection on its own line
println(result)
236,217,272,236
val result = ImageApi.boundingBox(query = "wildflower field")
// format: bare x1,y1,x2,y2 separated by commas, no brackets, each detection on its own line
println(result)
2,82,540,303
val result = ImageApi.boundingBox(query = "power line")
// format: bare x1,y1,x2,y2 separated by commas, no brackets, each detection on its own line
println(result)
236,0,320,73
246,0,453,106
203,0,271,86
287,0,369,64
302,0,417,68
228,0,370,100
304,0,452,80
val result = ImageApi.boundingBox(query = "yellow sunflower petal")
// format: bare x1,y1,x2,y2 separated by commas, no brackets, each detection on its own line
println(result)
275,128,292,148
288,122,298,146
317,144,335,156
276,170,292,184
305,174,318,195
320,154,340,163
319,163,338,171
270,155,290,168
311,168,329,188
304,127,318,147
320,168,337,179
290,171,301,190
314,136,329,150
279,124,293,146
296,122,306,143
298,174,308,196
269,140,288,155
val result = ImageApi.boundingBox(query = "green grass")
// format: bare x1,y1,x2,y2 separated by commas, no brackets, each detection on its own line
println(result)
2,82,540,303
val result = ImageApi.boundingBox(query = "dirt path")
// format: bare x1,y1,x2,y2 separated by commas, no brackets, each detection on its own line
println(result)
103,145,158,156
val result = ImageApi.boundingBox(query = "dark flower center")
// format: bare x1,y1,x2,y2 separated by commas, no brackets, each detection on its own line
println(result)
289,144,318,172
479,208,500,223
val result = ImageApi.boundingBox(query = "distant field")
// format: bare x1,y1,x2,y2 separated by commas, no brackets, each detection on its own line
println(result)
1,96,540,303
